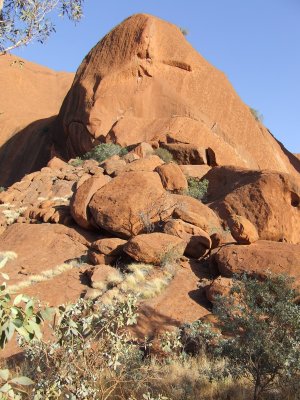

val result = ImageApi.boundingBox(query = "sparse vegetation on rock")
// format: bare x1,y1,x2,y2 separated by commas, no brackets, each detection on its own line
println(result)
154,148,174,164
82,143,128,164
186,177,209,201
250,107,264,122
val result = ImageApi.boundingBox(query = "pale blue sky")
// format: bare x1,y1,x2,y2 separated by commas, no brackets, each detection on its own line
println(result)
13,0,300,153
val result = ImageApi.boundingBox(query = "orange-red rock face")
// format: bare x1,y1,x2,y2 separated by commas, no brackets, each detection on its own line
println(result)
55,13,299,178
0,55,73,186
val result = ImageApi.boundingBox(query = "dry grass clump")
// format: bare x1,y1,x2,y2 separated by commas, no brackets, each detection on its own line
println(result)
97,262,176,305
6,263,74,294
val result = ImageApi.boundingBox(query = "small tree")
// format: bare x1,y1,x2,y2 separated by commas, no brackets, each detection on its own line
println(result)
0,0,84,54
214,274,300,400
250,107,264,123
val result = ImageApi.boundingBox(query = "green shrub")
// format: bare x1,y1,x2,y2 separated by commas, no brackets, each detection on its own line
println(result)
83,143,128,163
69,157,84,167
154,148,174,164
213,274,300,400
186,178,209,201
0,255,52,397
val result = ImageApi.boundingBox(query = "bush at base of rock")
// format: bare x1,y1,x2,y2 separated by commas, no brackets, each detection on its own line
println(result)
82,143,128,163
186,177,209,202
154,148,174,163
213,240,300,285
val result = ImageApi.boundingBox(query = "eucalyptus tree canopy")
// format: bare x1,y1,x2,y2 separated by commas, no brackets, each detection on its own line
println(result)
0,0,84,54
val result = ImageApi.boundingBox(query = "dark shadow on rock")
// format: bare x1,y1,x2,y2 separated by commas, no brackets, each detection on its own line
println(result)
188,288,211,310
182,259,213,309
0,116,57,187
133,304,180,339
272,132,300,175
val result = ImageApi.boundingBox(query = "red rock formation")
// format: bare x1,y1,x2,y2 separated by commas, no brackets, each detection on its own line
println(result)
55,13,299,178
0,55,73,186
205,166,300,244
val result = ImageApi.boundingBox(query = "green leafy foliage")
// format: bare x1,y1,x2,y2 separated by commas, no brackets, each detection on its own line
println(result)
83,143,128,163
154,148,174,164
0,255,53,398
23,295,142,399
68,157,84,167
0,0,85,54
186,177,209,201
213,274,300,400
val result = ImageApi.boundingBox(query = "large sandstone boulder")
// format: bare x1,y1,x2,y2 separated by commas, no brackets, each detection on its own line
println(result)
213,240,300,285
163,219,211,259
54,14,300,179
206,167,300,244
91,238,127,256
171,194,223,236
89,171,175,238
228,214,259,244
160,143,208,165
155,162,188,191
123,232,185,265
70,175,110,229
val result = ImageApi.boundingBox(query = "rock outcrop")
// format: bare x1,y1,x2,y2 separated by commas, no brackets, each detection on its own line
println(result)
0,55,73,186
89,171,175,238
206,166,300,244
1,13,300,358
124,233,186,265
213,240,300,285
54,13,299,178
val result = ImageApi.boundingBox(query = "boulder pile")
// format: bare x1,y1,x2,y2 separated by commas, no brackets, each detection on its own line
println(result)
0,14,299,349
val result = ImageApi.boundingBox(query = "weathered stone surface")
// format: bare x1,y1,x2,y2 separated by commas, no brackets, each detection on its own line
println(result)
0,223,89,282
91,238,127,256
47,157,69,170
70,175,110,229
54,14,300,179
101,158,126,176
0,55,73,187
123,233,185,265
89,171,175,238
88,251,117,266
214,241,300,285
164,219,211,258
205,276,233,303
131,142,154,158
155,163,188,191
229,214,259,244
76,173,92,188
123,152,140,163
206,167,300,244
161,143,207,165
179,165,211,179
171,194,223,236
122,156,164,173
88,264,117,289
